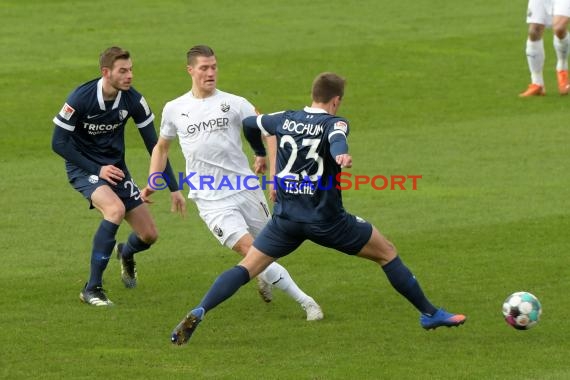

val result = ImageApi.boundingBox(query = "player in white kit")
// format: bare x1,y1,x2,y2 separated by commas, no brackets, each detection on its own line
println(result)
142,45,323,321
520,0,570,96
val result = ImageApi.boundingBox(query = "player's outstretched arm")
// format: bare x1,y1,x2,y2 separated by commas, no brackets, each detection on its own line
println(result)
329,130,351,168
243,113,280,201
243,120,267,173
264,135,277,202
243,115,267,174
138,122,180,193
142,137,172,203
265,135,277,176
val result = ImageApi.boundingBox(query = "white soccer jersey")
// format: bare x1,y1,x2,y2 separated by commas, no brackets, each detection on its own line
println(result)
160,89,258,200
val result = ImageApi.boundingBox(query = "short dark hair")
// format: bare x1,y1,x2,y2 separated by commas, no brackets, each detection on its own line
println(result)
99,46,130,70
311,72,345,103
186,45,215,65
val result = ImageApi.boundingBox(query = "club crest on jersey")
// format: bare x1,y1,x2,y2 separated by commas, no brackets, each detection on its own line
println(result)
119,110,129,121
220,102,230,113
213,225,223,237
334,120,348,133
59,103,75,120
88,175,99,184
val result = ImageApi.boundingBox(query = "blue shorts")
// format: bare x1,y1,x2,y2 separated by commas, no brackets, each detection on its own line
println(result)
67,165,143,211
253,212,373,258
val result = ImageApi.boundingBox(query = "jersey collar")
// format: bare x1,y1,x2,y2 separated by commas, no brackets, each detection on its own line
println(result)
97,78,122,111
304,106,327,114
189,88,218,99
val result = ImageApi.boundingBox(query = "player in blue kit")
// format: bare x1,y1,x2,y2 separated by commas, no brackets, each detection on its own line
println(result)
170,72,466,344
52,46,185,306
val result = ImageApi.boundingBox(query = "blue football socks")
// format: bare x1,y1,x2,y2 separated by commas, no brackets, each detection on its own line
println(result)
382,256,438,316
198,265,251,312
120,232,151,260
87,220,119,290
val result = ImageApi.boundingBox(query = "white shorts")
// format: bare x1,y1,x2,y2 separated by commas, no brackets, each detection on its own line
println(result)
195,189,271,249
527,0,570,26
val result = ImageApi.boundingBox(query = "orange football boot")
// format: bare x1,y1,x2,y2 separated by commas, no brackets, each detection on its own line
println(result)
519,83,545,97
557,70,569,95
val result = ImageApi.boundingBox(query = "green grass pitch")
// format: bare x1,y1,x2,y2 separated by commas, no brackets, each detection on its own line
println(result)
1,0,569,378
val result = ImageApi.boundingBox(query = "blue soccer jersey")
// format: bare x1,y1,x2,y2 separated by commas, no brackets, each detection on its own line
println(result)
52,77,154,171
251,106,350,223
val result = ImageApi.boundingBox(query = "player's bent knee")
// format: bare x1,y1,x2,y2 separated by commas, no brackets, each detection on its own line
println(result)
102,204,126,224
358,230,398,264
553,28,568,39
141,227,159,245
143,234,158,246
239,247,274,279
527,24,544,41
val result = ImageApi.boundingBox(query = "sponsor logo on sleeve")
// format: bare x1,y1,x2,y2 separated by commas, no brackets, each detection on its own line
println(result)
59,103,75,120
333,120,348,133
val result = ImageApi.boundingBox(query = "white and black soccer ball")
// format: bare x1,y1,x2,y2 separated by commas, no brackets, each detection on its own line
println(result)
502,291,542,330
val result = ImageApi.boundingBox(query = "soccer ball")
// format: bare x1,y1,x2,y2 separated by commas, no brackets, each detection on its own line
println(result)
502,291,542,330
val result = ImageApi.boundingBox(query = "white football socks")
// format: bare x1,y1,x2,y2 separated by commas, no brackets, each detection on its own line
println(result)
553,33,570,71
258,262,312,305
526,38,545,85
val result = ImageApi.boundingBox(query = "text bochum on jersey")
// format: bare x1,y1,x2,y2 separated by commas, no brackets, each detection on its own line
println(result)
282,119,324,136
